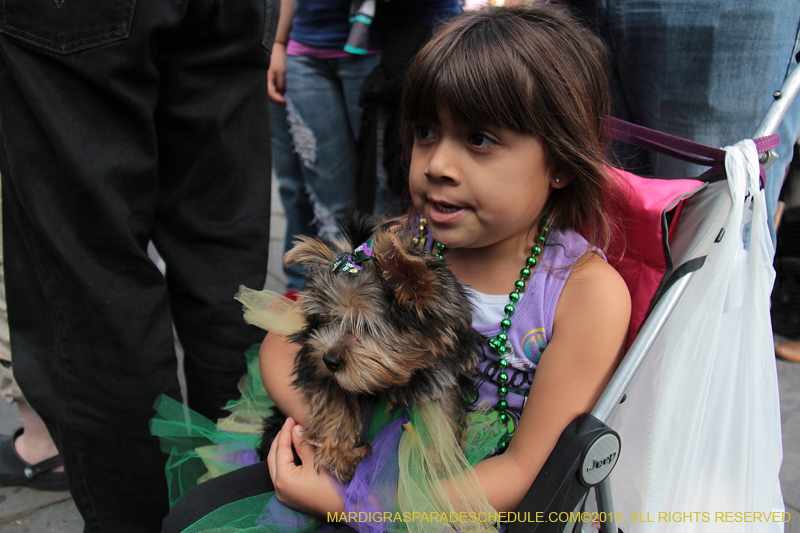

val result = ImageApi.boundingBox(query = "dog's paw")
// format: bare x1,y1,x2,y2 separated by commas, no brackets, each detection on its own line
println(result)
318,443,372,483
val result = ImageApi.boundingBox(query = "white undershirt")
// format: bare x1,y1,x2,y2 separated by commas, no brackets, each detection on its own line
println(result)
464,287,525,328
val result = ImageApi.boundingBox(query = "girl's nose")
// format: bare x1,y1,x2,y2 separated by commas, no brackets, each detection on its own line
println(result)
425,139,460,184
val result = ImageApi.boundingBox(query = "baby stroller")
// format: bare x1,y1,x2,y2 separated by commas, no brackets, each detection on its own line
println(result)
510,62,800,533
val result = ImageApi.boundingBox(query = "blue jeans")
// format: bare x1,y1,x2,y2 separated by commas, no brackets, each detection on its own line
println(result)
275,53,381,290
270,101,314,291
595,0,800,242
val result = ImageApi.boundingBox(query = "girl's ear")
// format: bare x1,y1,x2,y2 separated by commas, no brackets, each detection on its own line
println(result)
284,236,334,268
373,231,438,306
551,170,571,189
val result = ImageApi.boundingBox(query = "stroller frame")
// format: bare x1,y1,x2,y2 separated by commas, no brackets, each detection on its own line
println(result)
510,61,800,533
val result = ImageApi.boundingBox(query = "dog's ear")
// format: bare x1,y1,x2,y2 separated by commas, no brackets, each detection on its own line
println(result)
373,231,438,305
284,236,334,268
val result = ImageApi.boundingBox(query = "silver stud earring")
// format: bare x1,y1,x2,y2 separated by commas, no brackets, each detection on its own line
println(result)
555,178,561,183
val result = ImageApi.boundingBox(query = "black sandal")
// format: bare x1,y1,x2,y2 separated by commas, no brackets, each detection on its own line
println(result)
0,428,68,491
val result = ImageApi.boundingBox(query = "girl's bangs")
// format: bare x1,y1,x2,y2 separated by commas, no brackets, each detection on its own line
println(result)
405,23,536,134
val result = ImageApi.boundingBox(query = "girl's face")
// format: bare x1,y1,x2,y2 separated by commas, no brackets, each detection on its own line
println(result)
409,110,565,255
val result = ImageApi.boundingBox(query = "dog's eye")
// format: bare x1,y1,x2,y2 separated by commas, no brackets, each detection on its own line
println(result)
307,314,324,328
308,313,335,327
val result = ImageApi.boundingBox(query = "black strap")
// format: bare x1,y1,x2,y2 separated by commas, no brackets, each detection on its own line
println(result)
24,454,63,479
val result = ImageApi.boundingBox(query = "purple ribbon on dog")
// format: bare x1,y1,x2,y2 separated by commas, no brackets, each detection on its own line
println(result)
331,238,375,275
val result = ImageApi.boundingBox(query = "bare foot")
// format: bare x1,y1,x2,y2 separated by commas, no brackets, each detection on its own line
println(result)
13,432,64,472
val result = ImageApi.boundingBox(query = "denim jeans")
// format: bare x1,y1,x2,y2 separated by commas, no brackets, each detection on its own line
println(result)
270,101,315,291
0,0,276,530
275,53,381,290
592,0,800,242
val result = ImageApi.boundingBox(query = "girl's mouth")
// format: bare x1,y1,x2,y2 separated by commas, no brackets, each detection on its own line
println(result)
434,202,459,214
429,201,466,223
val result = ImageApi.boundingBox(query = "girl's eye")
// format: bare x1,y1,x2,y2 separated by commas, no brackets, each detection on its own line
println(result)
468,132,496,147
416,126,435,140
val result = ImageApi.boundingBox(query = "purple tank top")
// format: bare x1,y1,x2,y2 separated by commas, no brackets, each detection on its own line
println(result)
426,226,598,431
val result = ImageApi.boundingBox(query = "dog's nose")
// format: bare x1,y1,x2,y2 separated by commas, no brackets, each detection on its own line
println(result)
323,354,341,372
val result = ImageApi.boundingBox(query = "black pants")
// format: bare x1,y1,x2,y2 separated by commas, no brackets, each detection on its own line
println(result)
0,0,277,530
162,462,357,533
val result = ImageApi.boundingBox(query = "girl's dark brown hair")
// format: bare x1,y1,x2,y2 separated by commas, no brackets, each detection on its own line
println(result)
401,3,622,251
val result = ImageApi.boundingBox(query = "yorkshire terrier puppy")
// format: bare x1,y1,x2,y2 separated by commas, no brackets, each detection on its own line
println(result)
257,213,483,483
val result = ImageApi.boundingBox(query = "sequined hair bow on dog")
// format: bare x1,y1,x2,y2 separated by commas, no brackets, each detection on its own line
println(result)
331,238,374,275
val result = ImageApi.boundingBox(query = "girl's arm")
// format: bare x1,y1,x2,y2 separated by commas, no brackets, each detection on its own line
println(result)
259,332,309,425
473,253,631,512
259,333,345,514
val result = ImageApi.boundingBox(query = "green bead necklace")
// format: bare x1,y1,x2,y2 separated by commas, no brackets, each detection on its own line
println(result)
416,216,550,451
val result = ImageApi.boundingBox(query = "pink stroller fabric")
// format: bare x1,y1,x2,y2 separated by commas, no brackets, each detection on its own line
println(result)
605,167,705,349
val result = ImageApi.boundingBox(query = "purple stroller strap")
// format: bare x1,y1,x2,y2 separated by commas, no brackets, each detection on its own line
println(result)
604,116,780,186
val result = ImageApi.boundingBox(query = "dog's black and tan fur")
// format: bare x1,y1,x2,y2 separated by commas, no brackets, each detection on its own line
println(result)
258,213,483,483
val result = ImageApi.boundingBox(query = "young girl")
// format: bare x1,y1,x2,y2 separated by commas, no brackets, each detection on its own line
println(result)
160,4,630,531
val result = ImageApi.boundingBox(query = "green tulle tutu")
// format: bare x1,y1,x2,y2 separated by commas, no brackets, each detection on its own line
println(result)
151,345,506,533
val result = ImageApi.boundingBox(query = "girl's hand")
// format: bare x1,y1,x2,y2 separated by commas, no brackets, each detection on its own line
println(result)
267,417,345,516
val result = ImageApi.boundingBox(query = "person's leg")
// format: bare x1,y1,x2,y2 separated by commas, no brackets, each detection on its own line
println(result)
0,12,176,528
0,21,178,530
337,53,398,215
270,101,315,292
337,54,382,142
2,131,177,531
151,0,274,422
0,0,274,529
284,55,366,239
601,0,800,240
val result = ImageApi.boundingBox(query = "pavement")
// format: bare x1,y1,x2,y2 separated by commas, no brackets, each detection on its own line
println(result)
0,178,799,532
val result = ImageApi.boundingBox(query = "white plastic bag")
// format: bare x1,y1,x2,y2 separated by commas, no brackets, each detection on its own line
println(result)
607,140,785,532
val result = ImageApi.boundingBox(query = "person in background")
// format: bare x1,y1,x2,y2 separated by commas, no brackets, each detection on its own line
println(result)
0,0,276,530
268,0,382,297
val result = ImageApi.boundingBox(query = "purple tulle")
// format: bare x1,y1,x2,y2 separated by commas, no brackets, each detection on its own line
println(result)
335,414,408,533
235,449,260,467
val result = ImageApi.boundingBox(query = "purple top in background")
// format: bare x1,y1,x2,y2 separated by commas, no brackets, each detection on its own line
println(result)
287,40,379,59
